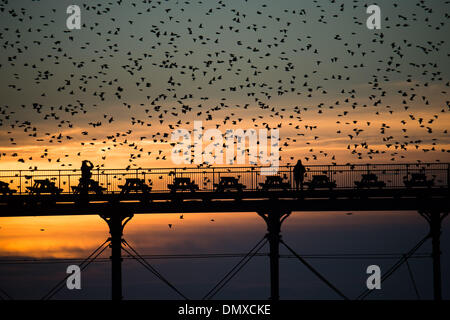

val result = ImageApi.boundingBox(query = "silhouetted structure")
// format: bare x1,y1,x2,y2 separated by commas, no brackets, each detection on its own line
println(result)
259,175,290,191
168,177,199,193
404,172,434,188
0,163,448,300
355,173,386,189
26,179,62,196
305,175,337,190
119,178,152,195
0,181,16,195
214,176,245,193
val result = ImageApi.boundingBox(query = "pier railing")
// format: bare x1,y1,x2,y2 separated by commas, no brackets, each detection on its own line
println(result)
0,163,448,194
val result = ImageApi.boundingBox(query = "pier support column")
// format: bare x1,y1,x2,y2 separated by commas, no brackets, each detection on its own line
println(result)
100,210,133,301
419,209,448,301
257,208,291,301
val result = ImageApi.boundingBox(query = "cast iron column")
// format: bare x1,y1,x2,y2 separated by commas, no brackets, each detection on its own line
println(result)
430,211,442,301
101,210,133,301
419,209,448,301
258,207,291,301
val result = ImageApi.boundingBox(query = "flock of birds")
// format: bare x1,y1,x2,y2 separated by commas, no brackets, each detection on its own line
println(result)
0,0,449,174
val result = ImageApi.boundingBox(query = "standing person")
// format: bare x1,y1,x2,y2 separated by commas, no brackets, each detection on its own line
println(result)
80,160,94,190
293,160,306,191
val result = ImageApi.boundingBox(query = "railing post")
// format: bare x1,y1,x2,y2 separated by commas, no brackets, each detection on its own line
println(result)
212,167,215,191
328,165,332,186
19,170,22,194
58,170,61,191
289,165,293,189
251,168,254,190
447,163,449,189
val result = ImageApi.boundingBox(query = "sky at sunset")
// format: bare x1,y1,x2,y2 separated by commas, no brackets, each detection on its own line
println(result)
1,211,449,299
0,0,449,300
0,0,449,171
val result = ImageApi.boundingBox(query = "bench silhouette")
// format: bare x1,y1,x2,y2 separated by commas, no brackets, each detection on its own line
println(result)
259,175,290,191
355,173,386,189
305,175,336,190
214,177,245,192
27,179,62,196
404,173,434,188
0,181,16,195
72,179,106,195
119,178,152,195
168,177,199,193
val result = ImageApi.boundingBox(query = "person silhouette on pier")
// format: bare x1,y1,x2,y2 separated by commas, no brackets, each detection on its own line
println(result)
293,160,306,191
80,160,94,191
